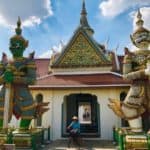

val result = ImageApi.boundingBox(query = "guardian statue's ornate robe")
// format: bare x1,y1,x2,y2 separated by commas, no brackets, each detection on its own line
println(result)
0,56,36,120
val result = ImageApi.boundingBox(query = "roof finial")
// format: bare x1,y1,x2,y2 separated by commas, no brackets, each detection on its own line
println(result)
15,16,22,35
79,0,94,35
81,0,87,15
136,9,144,28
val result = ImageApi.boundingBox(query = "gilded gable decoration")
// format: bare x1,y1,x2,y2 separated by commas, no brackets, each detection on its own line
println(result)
49,0,112,70
52,31,111,68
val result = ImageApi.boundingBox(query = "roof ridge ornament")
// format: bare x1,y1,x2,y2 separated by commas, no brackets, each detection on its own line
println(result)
81,0,87,15
80,0,94,35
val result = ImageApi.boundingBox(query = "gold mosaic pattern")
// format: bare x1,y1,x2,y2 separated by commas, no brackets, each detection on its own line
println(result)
132,50,150,70
58,33,108,67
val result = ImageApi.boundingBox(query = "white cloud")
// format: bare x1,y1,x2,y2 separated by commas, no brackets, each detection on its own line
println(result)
23,16,41,27
38,41,66,58
0,0,53,27
0,14,7,25
38,50,53,58
99,0,150,18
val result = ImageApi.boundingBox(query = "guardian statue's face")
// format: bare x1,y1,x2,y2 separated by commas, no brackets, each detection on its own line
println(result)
9,39,24,58
9,17,28,58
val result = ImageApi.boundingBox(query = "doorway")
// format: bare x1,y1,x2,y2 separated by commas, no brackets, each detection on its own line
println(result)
62,93,100,137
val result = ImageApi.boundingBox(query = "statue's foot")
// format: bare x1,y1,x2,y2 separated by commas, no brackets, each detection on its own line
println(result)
128,117,143,132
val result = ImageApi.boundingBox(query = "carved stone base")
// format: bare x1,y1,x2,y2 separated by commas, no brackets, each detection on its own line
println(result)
113,127,150,150
0,133,8,144
13,128,44,149
0,128,46,150
13,133,32,148
125,135,148,149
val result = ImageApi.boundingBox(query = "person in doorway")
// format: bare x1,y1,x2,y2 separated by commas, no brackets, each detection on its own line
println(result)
67,116,80,147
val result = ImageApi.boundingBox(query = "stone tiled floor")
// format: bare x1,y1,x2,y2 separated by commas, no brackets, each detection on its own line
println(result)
43,139,117,150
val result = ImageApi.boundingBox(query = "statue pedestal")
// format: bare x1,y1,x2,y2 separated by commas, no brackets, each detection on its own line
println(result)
12,128,44,149
0,127,50,150
113,127,150,150
0,129,13,144
125,134,147,149
12,132,32,149
0,133,8,144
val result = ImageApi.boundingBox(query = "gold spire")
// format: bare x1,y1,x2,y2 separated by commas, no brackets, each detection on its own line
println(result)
81,0,87,15
80,0,94,35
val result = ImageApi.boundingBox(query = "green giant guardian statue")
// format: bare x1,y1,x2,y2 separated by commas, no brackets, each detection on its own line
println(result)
0,17,36,130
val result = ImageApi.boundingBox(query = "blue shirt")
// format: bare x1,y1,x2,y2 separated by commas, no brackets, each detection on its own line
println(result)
70,121,80,133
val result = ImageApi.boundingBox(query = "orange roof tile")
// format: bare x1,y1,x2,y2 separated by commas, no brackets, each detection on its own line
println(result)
30,72,130,89
35,58,50,77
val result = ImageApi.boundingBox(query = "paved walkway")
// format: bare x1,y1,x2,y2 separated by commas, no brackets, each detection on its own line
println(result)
43,139,117,150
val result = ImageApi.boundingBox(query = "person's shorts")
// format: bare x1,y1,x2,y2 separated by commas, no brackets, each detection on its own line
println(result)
70,132,80,137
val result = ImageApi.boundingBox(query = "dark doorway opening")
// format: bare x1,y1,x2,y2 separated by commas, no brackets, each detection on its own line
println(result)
62,93,100,137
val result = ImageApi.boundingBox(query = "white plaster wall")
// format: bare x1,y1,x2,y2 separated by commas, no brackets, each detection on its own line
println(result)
95,89,121,140
31,87,129,140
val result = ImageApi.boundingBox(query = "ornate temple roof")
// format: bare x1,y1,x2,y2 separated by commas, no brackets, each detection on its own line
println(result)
31,56,129,89
30,1,128,89
49,0,113,71
51,28,111,68
30,72,129,89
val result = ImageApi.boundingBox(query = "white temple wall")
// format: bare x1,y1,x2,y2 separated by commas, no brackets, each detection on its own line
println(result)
31,87,129,140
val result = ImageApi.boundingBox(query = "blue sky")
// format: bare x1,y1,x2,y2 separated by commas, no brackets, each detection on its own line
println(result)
0,0,150,58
